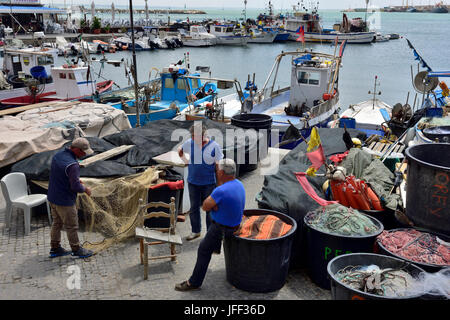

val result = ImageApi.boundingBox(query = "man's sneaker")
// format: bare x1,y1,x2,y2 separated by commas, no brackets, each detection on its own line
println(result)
175,280,200,292
186,232,201,241
49,246,71,258
71,247,94,258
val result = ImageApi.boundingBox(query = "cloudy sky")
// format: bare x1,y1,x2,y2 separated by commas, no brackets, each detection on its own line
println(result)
47,1,429,9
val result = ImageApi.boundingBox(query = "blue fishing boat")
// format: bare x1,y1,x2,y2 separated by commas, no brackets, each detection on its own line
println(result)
93,64,218,127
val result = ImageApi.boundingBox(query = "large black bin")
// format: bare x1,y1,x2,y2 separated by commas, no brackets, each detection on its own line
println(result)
304,211,384,290
405,144,450,236
230,113,272,173
223,209,297,293
327,253,425,300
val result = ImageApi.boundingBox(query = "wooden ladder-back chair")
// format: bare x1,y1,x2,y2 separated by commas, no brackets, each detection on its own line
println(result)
135,197,182,280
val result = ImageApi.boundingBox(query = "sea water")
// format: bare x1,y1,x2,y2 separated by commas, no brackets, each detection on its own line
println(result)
56,6,450,112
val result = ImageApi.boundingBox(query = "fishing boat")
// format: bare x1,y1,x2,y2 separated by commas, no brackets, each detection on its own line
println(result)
248,27,277,43
283,4,375,43
178,25,217,47
0,64,114,107
209,24,250,46
328,76,393,136
94,63,219,127
181,49,344,149
0,46,59,101
430,1,449,13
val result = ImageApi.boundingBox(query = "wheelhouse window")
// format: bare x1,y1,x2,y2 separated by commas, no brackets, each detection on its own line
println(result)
297,71,320,86
226,27,234,33
214,27,222,32
59,73,67,79
37,55,54,66
177,79,187,90
164,78,174,89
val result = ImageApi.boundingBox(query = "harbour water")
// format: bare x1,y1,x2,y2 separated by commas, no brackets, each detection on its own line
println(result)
58,7,450,112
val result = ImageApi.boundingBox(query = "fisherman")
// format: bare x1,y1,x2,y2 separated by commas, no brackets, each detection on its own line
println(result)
47,138,94,259
178,122,223,241
175,158,245,291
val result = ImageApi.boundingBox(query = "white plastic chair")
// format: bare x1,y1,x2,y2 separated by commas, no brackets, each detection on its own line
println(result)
1,172,51,236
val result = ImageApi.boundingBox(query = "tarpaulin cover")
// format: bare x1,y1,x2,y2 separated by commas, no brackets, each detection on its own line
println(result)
0,102,131,169
11,119,262,180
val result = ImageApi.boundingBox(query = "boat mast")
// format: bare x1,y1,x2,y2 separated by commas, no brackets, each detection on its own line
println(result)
365,0,369,32
129,0,140,127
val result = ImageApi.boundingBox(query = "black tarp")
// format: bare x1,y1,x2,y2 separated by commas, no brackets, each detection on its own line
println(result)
11,119,263,181
256,128,366,268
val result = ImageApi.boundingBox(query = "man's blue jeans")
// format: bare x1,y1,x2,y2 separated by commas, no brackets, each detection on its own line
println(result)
188,183,216,234
188,221,236,288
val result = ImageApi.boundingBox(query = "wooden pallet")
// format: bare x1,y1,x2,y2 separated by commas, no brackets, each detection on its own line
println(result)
368,141,405,155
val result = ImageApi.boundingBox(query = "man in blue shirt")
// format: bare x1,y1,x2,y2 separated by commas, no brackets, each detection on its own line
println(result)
47,138,94,259
178,123,223,241
175,158,246,291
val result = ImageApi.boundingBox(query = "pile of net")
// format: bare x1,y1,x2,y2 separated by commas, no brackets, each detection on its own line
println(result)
335,265,417,297
377,229,450,266
33,166,171,253
305,204,380,236
235,215,293,240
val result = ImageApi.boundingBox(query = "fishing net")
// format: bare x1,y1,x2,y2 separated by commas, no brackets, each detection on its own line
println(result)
335,265,416,297
305,204,380,236
377,229,450,266
33,166,166,253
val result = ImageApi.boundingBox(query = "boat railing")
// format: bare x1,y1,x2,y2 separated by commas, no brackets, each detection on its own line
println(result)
309,90,339,118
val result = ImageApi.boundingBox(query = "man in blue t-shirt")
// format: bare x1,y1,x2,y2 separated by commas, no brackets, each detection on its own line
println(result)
175,158,245,291
178,123,223,241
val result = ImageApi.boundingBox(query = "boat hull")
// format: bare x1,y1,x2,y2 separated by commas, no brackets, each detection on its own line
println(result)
287,31,376,43
216,36,249,45
0,80,114,107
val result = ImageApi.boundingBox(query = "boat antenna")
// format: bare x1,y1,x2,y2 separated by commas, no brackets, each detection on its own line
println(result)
129,0,140,127
368,75,382,109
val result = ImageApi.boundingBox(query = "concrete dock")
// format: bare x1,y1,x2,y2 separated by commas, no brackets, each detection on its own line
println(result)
0,148,331,300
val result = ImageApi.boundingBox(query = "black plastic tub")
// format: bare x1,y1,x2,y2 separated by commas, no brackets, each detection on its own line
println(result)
423,126,450,143
304,211,384,290
362,208,401,231
405,144,450,236
230,114,272,173
327,253,425,300
376,227,450,273
223,209,297,293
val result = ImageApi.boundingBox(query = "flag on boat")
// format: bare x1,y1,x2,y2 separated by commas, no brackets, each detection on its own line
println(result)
296,26,305,43
306,127,326,176
339,40,347,57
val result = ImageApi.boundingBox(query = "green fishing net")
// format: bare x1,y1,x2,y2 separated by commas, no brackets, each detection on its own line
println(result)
305,204,380,236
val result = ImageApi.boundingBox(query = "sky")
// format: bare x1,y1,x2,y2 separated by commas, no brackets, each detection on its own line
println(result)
43,0,436,10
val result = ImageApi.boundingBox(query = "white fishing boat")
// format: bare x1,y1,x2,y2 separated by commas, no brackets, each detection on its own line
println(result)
329,98,393,134
178,25,217,47
248,27,278,43
0,46,58,101
209,24,249,45
283,4,375,43
180,49,344,149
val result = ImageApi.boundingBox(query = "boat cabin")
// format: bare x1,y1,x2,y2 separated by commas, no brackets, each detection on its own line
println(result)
289,54,336,110
3,47,58,79
285,6,322,33
47,65,96,99
160,66,208,104
210,24,238,37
